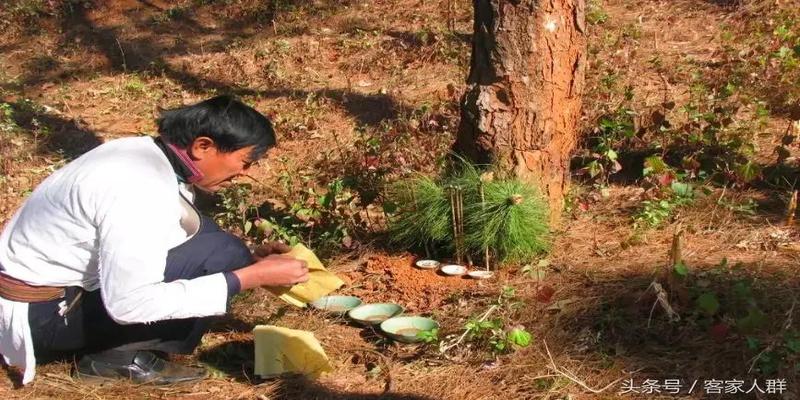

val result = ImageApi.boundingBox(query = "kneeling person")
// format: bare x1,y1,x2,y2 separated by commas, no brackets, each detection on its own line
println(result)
0,96,307,385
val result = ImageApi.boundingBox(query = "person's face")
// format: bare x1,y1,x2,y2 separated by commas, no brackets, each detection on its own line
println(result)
189,136,257,192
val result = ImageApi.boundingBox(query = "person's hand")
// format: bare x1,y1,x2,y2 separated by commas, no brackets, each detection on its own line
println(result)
234,255,309,290
253,241,292,260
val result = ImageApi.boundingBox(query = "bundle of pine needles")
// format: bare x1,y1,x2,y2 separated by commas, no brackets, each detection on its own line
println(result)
442,159,481,197
465,179,550,263
387,159,550,266
387,175,452,251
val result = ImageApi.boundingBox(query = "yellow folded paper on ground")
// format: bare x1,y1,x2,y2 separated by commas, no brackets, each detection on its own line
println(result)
267,244,344,307
253,325,333,379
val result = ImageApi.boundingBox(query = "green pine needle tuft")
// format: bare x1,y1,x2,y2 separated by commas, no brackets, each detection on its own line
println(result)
387,159,551,265
443,158,481,196
465,179,550,263
387,175,452,248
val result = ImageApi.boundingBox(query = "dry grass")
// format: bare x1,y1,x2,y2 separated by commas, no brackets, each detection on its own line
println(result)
2,0,800,399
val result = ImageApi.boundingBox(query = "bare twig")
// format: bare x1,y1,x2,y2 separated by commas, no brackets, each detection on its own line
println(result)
480,182,490,270
449,186,461,264
648,296,660,327
786,190,797,226
115,38,127,73
645,281,681,325
665,229,689,308
706,185,727,232
669,229,683,267
240,173,259,183
543,340,637,393
458,187,471,266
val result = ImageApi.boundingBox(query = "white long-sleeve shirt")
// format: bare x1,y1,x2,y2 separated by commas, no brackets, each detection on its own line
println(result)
0,136,230,383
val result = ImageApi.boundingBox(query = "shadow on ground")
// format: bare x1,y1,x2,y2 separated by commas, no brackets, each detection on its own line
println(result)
7,1,413,129
4,99,103,159
523,259,800,393
273,376,434,400
197,257,800,397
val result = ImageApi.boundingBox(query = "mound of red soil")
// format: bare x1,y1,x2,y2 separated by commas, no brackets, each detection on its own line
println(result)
343,254,476,313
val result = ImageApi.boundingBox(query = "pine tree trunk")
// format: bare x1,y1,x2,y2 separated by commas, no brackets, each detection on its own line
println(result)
454,0,586,223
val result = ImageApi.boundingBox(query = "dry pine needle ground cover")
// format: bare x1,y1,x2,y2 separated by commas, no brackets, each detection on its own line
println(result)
1,0,800,399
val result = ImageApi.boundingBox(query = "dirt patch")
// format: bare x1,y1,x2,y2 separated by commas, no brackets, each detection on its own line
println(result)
342,254,477,313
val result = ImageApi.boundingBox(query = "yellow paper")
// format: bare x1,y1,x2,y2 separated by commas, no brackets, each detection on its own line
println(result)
253,325,332,379
267,244,344,307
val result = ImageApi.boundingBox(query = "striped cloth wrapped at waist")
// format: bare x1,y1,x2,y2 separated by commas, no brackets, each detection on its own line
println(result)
0,272,65,303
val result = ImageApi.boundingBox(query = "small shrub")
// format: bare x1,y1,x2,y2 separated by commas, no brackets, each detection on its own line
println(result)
462,286,533,355
633,181,694,230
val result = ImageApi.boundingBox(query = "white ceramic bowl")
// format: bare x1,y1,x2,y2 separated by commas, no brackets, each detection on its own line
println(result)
415,259,440,270
440,264,467,276
467,270,495,280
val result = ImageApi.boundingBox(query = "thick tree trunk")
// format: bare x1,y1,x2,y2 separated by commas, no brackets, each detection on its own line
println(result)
454,0,586,222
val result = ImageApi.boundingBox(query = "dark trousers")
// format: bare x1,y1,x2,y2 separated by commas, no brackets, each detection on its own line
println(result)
27,217,252,361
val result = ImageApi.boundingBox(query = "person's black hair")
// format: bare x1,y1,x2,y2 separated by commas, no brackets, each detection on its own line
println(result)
157,95,276,160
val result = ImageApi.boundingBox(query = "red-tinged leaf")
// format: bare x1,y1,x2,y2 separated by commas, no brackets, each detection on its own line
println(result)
709,322,730,341
362,156,380,169
578,202,590,212
657,173,674,187
536,285,555,303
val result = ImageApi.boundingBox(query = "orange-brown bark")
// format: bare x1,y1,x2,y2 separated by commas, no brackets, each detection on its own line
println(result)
455,0,587,222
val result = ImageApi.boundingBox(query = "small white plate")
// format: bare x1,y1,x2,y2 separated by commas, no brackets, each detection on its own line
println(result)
467,270,495,279
441,264,467,276
415,259,440,269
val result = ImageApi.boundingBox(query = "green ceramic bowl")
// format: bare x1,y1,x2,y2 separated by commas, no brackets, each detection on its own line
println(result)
309,296,363,315
380,316,439,343
347,303,403,326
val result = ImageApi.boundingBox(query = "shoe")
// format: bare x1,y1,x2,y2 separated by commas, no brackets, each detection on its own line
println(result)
75,350,207,385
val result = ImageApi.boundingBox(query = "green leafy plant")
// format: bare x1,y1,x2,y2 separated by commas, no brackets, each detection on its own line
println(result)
522,259,549,281
251,216,303,246
416,328,439,344
465,318,503,350
673,261,689,278
278,176,355,251
695,292,720,316
671,257,782,372
673,92,762,185
506,327,533,347
458,286,533,355
747,331,800,375
123,75,147,94
213,169,357,255
634,182,695,229
214,183,258,234
579,105,635,182
464,318,532,354
152,5,190,24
